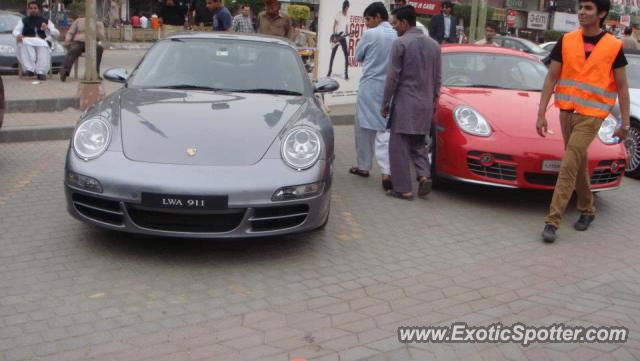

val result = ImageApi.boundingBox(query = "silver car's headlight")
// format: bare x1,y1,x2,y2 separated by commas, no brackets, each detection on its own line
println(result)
281,127,322,170
0,44,16,54
598,114,620,145
454,106,492,137
73,117,111,160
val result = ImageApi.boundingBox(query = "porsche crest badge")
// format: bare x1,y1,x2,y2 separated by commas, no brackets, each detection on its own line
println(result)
186,148,197,157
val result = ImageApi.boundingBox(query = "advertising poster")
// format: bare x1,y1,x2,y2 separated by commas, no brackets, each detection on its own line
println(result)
317,0,377,105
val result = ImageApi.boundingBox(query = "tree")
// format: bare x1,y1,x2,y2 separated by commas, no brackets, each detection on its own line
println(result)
288,4,310,22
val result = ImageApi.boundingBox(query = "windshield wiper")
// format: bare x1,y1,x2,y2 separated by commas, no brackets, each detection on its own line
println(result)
232,88,303,96
154,85,226,91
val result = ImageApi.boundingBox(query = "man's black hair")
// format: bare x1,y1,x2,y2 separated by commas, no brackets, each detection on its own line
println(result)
442,1,454,9
578,0,610,28
485,21,498,32
392,5,416,27
363,2,389,21
342,0,350,12
624,26,633,35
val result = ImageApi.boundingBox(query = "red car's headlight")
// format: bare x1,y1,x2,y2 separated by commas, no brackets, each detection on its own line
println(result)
454,106,492,137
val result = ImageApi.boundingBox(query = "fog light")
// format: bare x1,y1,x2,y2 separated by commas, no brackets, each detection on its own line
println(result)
67,171,103,193
480,153,495,167
272,182,323,201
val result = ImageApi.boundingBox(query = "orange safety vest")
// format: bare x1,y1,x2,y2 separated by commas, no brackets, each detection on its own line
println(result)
554,29,622,119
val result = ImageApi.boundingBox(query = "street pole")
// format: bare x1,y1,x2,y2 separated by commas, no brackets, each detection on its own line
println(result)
477,0,488,41
79,0,103,111
470,0,479,42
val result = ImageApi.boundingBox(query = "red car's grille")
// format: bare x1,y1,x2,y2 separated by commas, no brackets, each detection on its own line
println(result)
466,152,517,181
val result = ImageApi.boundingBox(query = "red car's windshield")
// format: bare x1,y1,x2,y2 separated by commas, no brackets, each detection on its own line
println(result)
443,53,547,91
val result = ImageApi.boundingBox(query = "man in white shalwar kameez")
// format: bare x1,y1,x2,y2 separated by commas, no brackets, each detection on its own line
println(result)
13,1,60,80
350,2,397,191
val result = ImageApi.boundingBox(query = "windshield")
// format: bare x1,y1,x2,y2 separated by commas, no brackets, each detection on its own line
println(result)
0,13,21,33
627,55,640,89
443,53,548,91
128,38,308,95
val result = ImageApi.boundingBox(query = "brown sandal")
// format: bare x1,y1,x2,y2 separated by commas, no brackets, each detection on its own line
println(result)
349,167,370,177
386,191,414,201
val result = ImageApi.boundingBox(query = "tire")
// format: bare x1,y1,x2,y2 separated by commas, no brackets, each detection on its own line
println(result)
625,119,640,179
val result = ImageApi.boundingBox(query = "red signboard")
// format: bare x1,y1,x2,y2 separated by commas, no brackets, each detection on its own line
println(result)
507,9,518,27
407,0,442,15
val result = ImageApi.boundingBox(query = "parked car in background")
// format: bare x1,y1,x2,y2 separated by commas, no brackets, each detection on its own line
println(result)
65,33,339,238
540,41,557,52
0,10,65,75
494,36,550,61
611,49,640,178
431,45,627,190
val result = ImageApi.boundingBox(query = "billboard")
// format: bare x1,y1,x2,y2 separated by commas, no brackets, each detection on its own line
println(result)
317,0,376,105
551,11,579,32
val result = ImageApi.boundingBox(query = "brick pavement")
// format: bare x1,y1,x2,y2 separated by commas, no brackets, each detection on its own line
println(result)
1,126,640,361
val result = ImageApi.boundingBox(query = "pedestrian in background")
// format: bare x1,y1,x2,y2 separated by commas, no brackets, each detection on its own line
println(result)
232,4,254,33
190,0,212,28
381,5,441,200
160,0,186,35
13,1,60,81
257,0,293,39
622,27,638,50
475,21,499,46
206,0,231,31
536,0,630,242
350,2,397,192
60,17,105,82
429,1,458,44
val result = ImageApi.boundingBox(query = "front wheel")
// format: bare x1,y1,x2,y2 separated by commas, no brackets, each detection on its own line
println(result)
624,119,640,179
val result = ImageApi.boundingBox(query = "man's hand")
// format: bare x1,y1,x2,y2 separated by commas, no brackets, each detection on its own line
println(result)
16,35,23,43
380,105,389,119
63,40,71,49
613,125,630,141
536,114,548,137
41,22,49,31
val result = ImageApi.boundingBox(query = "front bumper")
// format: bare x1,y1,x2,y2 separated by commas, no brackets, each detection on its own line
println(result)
435,129,627,190
65,150,332,238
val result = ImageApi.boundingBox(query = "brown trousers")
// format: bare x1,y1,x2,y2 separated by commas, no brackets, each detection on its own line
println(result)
62,41,104,75
545,111,603,227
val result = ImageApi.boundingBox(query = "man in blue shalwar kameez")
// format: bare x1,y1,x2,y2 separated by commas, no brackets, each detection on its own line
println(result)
350,2,397,192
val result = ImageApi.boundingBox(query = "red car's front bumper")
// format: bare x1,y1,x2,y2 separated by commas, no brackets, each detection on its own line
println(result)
434,127,627,190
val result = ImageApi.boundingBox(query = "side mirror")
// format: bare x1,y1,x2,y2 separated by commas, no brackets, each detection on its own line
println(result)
103,68,128,83
313,78,339,93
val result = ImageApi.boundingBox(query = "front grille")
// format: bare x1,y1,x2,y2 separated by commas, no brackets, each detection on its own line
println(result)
72,193,124,226
127,206,245,233
250,204,309,232
591,169,620,184
466,156,517,181
525,169,621,186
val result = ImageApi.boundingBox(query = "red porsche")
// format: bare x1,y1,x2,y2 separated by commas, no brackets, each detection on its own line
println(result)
431,45,627,190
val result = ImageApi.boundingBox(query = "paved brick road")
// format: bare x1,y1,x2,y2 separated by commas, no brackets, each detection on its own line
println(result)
1,126,640,361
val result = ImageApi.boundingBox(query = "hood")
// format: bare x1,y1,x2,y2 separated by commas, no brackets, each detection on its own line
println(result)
119,88,304,166
443,87,562,141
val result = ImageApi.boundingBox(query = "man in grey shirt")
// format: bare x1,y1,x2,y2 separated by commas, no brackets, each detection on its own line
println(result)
381,5,441,200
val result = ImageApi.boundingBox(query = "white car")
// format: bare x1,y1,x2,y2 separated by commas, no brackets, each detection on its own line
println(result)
540,41,557,52
611,49,640,178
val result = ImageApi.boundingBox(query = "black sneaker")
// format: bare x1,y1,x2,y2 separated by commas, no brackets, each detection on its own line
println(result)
542,224,557,243
36,74,46,81
418,178,432,197
24,70,35,77
574,214,595,231
60,71,68,82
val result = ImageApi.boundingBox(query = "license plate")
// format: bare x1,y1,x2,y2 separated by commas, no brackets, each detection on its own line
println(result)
542,160,561,172
141,193,228,210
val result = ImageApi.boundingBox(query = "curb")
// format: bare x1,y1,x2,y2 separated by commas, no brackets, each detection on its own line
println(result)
0,125,74,143
0,114,355,143
6,97,79,113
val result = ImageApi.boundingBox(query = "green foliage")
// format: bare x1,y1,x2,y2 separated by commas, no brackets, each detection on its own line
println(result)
69,0,86,18
544,29,562,42
288,4,310,21
452,4,494,28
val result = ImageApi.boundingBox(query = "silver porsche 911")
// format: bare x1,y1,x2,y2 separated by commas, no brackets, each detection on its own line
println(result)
65,33,339,238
